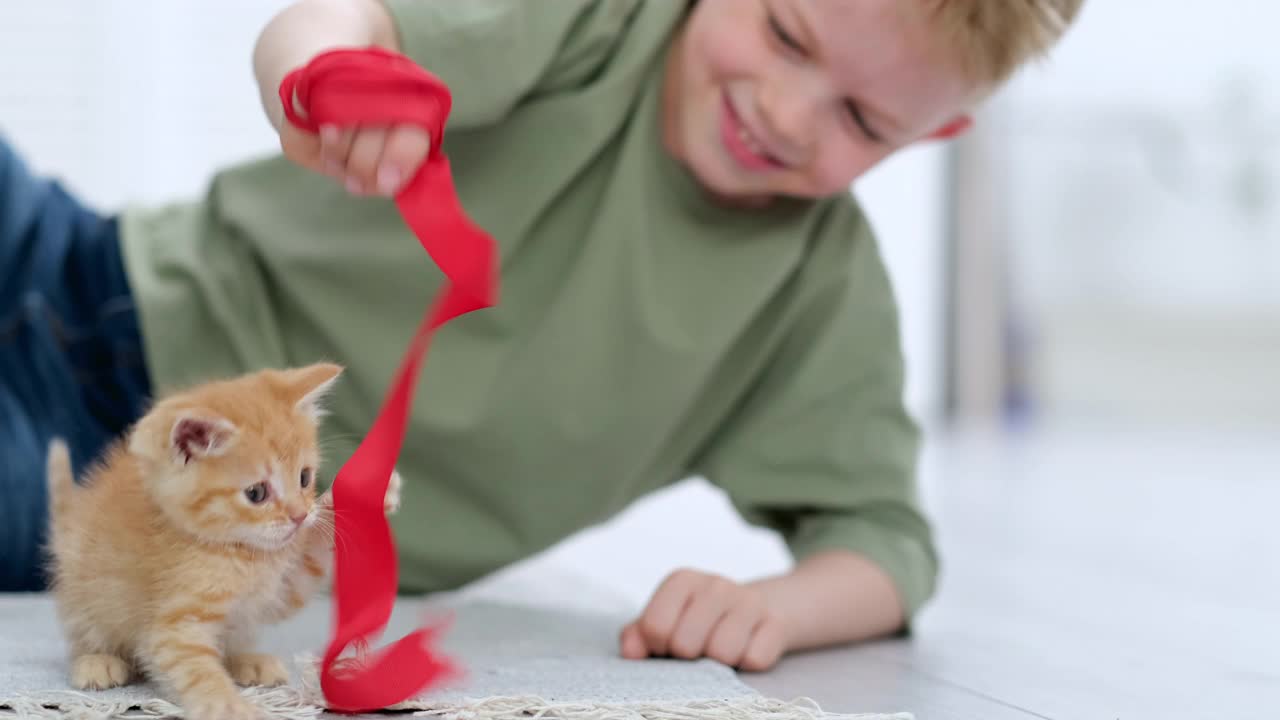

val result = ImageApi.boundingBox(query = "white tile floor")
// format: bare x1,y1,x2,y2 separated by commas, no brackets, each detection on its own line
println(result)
500,423,1280,719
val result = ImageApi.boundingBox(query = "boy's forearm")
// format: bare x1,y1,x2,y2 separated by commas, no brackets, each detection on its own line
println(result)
252,0,400,129
749,549,906,652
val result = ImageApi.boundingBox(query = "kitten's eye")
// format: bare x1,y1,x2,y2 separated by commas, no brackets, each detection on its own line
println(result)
300,467,313,489
244,482,270,505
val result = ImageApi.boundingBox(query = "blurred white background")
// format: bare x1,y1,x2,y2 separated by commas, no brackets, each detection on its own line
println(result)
992,1,1280,431
2,1,1276,608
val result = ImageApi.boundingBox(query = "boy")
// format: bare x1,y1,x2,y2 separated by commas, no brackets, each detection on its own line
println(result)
0,0,1082,671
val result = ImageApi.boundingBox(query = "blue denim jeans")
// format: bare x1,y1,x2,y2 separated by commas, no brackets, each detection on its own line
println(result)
0,136,152,591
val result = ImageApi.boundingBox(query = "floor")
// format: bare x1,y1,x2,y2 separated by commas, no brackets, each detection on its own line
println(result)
742,425,1280,719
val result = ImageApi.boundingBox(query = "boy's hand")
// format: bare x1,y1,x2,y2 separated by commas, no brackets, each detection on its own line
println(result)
618,569,788,672
279,119,431,197
253,0,411,195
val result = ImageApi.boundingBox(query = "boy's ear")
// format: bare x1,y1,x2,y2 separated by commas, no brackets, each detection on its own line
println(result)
927,114,973,141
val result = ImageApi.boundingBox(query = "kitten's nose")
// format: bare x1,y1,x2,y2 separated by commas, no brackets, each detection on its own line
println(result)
290,511,308,526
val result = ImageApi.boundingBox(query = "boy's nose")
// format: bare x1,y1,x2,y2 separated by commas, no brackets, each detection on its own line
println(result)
757,75,820,158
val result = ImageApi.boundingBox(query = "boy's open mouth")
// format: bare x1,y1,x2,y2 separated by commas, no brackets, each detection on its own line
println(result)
720,94,785,172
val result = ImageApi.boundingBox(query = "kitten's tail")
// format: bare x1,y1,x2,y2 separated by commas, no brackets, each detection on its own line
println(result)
46,439,75,535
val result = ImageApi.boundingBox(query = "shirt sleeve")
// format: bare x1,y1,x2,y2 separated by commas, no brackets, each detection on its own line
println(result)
380,0,645,128
689,205,939,621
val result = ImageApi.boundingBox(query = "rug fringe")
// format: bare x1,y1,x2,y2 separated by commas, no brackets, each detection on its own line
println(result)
399,695,913,720
0,685,323,720
3,694,910,720
4,658,910,720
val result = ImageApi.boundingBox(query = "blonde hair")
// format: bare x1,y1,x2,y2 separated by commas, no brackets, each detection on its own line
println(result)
917,0,1085,90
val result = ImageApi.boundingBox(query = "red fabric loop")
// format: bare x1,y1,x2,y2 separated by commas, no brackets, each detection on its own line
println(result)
279,47,497,712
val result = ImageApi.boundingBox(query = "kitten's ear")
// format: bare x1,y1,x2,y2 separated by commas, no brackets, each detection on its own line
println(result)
127,408,237,465
286,363,344,421
168,414,239,464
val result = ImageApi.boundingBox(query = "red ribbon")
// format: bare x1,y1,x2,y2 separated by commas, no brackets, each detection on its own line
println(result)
279,47,496,712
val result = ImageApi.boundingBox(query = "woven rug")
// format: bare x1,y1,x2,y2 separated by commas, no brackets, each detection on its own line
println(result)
0,594,909,720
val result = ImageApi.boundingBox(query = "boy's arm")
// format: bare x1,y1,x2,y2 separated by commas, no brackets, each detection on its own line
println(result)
252,0,646,195
753,548,905,650
623,207,935,669
253,0,426,194
252,0,398,132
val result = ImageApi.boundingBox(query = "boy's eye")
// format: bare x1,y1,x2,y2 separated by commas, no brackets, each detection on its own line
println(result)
767,12,805,55
300,467,313,488
244,482,270,505
844,100,884,144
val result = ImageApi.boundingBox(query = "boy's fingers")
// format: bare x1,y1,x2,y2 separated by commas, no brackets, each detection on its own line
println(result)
668,579,735,659
344,128,387,194
375,125,431,195
319,125,356,176
279,124,323,173
704,603,759,668
738,617,786,672
618,622,647,660
638,569,702,657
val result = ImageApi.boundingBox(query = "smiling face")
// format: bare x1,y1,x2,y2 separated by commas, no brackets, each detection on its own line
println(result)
662,0,980,203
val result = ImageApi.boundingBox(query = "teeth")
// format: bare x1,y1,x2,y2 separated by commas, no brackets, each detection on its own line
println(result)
737,126,766,157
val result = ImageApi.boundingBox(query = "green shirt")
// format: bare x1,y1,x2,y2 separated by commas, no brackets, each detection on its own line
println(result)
120,0,937,617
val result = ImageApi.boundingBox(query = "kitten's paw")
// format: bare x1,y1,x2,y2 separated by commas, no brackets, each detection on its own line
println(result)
384,470,403,515
226,653,289,687
70,653,131,690
186,693,261,720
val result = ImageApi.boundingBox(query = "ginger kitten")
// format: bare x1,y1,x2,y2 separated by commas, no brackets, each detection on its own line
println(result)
44,363,400,720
